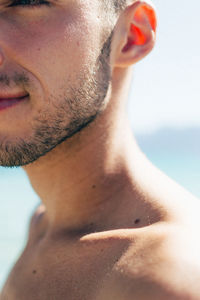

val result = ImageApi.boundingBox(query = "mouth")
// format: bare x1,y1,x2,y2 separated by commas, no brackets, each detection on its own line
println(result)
0,93,29,111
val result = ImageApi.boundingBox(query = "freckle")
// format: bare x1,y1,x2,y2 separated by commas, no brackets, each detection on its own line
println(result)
134,218,140,224
37,48,41,51
32,270,37,274
92,185,96,189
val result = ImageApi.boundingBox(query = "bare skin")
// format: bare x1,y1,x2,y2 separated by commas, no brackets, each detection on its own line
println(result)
2,138,200,300
1,0,200,299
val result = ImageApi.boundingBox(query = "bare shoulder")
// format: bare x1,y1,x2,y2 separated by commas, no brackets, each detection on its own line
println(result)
97,222,200,300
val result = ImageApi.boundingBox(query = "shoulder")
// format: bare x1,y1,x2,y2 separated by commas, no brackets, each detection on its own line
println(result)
98,222,200,300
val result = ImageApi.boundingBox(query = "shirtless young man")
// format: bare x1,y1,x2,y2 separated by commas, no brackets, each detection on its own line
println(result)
0,0,200,299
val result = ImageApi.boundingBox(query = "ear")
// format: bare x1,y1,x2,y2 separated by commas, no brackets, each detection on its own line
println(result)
110,0,157,69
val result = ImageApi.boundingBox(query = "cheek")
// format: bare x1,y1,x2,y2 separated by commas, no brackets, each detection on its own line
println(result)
2,4,102,110
6,12,99,83
10,21,78,78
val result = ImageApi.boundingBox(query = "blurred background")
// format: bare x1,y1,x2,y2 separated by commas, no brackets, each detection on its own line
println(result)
1,0,200,290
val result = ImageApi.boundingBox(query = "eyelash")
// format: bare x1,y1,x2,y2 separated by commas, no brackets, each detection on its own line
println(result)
8,0,50,8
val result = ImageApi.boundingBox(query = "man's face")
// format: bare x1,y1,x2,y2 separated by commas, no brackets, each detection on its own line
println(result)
0,0,112,166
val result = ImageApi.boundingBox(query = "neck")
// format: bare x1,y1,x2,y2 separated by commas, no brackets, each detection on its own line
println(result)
23,70,146,237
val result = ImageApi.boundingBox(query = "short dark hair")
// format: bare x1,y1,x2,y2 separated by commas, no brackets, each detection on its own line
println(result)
101,0,129,16
113,0,128,13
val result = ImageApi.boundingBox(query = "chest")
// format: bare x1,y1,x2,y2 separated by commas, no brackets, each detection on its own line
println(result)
0,236,130,300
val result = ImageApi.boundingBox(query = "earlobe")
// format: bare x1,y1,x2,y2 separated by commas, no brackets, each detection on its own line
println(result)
112,0,157,69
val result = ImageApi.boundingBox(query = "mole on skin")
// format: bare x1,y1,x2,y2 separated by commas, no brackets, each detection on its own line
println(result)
134,219,140,224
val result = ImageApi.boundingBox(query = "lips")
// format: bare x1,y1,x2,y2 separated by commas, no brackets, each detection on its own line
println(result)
0,93,29,111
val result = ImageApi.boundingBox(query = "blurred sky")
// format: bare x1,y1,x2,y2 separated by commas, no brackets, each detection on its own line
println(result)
127,0,200,133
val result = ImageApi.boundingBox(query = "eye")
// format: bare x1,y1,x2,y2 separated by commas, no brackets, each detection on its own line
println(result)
7,0,50,8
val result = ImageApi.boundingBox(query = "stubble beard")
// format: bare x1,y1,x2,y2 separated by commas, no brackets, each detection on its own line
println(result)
0,32,113,167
